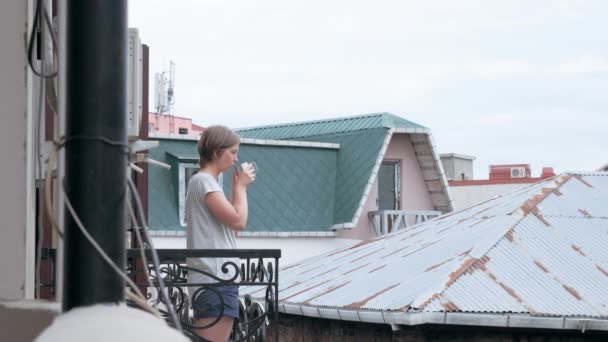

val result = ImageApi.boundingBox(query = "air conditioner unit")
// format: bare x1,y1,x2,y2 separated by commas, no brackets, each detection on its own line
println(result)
127,28,143,139
510,167,527,178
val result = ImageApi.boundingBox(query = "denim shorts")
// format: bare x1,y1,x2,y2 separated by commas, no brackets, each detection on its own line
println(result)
192,285,239,319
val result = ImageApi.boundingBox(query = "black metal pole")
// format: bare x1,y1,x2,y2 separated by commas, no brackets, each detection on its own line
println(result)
63,0,128,310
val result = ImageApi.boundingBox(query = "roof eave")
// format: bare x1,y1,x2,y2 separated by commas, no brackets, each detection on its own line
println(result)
278,302,608,332
149,134,341,150
240,138,340,149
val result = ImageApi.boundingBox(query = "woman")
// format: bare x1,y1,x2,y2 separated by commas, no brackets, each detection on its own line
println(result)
185,125,255,341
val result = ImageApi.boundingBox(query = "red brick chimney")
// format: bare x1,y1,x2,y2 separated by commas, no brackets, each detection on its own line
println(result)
541,167,555,178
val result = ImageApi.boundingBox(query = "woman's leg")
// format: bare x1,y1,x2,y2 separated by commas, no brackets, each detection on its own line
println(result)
195,316,234,342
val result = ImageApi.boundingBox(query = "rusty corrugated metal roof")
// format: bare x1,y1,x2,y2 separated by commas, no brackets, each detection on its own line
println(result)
244,172,608,318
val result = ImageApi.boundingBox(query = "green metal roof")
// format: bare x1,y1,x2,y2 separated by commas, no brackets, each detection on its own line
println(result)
236,112,425,140
223,144,338,232
148,113,429,232
285,128,388,224
237,113,424,224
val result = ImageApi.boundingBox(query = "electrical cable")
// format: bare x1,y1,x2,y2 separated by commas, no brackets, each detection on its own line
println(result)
33,5,58,298
126,194,153,294
26,0,174,329
126,288,161,317
127,177,184,332
43,144,166,322
27,0,58,78
45,141,172,325
61,182,163,320
58,135,130,154
44,141,127,239
35,53,46,299
42,7,58,62
42,6,59,116
44,146,63,239
32,1,61,299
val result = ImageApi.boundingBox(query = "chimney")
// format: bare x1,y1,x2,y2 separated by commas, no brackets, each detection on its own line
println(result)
541,167,555,178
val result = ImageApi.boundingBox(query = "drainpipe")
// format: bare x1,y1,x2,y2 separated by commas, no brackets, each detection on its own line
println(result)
63,0,127,310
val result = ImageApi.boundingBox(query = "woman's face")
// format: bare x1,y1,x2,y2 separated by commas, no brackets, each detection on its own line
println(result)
217,144,239,172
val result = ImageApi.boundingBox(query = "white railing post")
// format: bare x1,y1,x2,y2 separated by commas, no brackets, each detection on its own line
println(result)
369,210,442,236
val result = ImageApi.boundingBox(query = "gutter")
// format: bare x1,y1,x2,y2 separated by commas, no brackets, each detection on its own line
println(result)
148,230,338,238
278,303,608,332
148,133,341,150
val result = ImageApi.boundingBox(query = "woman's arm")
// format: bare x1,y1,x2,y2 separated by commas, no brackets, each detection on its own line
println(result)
204,186,248,230
204,166,254,231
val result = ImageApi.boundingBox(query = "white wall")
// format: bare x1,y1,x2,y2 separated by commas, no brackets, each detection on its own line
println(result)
450,183,530,211
153,237,357,267
0,0,35,300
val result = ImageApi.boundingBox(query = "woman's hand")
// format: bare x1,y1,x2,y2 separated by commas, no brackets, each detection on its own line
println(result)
210,163,254,231
233,163,255,188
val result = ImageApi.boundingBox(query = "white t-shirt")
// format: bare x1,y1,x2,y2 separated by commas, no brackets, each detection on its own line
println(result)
185,172,238,292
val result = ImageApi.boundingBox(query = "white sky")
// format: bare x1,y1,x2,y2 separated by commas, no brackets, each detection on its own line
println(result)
129,0,607,179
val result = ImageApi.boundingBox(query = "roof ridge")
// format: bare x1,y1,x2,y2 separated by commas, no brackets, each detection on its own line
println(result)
417,174,575,311
517,174,573,217
236,112,385,133
283,126,390,140
429,176,556,224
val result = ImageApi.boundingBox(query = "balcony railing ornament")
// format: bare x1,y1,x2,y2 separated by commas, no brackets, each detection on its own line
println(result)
40,248,280,342
146,250,279,342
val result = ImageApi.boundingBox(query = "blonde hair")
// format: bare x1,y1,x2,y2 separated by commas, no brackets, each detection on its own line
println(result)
197,125,240,167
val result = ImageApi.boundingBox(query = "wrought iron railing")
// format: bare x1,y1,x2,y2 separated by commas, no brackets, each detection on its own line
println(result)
368,210,441,236
128,249,280,342
41,248,281,341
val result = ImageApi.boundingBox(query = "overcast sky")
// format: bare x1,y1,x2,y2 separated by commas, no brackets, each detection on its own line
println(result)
129,0,607,179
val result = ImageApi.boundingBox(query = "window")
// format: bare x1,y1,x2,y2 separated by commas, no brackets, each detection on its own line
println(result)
178,163,223,226
178,163,200,226
178,127,188,135
185,167,199,190
377,160,401,210
148,123,155,133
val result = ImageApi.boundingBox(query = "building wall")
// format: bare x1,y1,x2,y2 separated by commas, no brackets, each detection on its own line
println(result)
440,157,455,180
440,155,474,181
388,134,434,212
451,158,474,181
338,133,434,240
148,113,203,136
152,236,356,266
272,314,607,342
0,0,34,299
450,183,531,211
0,301,59,342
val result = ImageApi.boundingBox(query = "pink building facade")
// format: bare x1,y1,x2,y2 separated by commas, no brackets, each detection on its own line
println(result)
337,133,437,240
148,112,204,136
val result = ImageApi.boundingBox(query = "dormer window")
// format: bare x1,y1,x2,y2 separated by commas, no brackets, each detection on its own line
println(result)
178,163,200,226
178,163,223,226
